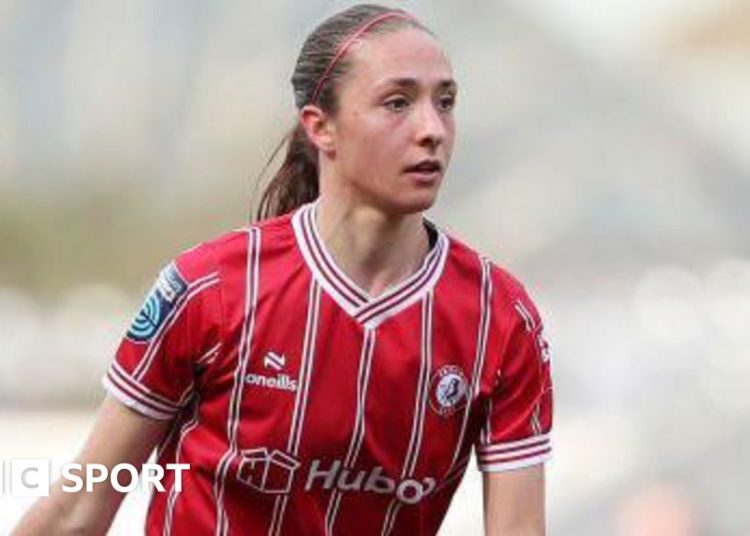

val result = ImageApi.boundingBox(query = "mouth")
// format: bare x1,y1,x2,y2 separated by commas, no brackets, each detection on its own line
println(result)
404,160,443,182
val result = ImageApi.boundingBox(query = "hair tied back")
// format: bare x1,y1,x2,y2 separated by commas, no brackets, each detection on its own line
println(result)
309,11,417,105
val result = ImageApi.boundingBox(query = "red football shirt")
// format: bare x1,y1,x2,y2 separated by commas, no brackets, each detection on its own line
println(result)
103,201,553,535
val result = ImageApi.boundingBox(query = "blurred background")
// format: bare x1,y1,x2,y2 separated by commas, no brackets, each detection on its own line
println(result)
1,0,748,533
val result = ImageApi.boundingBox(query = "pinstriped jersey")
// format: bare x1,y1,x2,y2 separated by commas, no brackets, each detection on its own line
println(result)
103,200,553,535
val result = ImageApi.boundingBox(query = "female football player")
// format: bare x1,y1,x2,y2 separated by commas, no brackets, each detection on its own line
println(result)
14,4,552,534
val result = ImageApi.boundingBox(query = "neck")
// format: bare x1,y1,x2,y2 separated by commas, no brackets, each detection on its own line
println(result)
315,194,430,299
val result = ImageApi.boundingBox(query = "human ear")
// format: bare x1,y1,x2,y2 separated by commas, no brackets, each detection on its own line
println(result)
299,105,335,155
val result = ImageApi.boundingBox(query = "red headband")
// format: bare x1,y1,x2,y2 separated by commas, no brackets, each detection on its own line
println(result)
309,11,416,104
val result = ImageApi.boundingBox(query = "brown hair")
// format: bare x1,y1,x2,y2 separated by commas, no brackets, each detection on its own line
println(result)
254,4,429,221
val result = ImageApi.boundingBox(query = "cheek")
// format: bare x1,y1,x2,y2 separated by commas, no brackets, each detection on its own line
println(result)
444,114,456,137
443,118,457,153
340,119,396,163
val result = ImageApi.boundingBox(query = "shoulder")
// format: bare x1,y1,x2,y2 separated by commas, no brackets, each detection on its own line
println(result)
489,263,535,308
441,235,551,367
440,228,518,288
440,227,539,316
173,211,297,277
439,228,489,281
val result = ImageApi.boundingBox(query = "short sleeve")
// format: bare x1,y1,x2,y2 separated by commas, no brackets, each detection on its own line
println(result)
475,271,553,472
102,243,222,420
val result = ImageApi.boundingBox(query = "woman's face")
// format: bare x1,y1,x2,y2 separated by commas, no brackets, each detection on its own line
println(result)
326,27,457,215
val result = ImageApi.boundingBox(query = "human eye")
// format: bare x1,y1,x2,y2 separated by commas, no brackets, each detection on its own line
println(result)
383,95,410,112
437,92,456,112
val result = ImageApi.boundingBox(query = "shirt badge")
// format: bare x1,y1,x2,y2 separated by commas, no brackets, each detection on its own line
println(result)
428,365,468,417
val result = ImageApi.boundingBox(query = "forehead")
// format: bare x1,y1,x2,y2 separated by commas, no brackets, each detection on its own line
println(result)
343,27,453,89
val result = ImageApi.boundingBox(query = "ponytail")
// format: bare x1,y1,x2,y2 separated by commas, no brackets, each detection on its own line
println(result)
255,123,319,221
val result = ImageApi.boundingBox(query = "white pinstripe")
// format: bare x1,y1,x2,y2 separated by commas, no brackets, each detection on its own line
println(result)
324,329,377,535
381,293,433,536
213,227,261,536
163,394,202,536
448,257,492,473
513,300,535,333
268,281,322,536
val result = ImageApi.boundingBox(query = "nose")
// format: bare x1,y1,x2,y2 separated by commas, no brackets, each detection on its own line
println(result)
414,100,446,149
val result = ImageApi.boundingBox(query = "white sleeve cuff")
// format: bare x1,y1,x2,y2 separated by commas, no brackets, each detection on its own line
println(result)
102,362,183,420
476,433,552,472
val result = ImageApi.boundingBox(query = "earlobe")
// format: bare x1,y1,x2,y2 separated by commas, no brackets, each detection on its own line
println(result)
299,105,335,154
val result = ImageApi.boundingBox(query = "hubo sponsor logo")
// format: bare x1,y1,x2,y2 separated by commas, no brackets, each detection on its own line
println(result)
237,449,436,505
245,351,298,392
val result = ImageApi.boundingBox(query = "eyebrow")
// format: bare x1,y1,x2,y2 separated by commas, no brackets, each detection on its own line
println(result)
376,77,458,92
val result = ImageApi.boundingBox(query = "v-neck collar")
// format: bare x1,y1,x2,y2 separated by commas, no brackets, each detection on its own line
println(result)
291,201,449,328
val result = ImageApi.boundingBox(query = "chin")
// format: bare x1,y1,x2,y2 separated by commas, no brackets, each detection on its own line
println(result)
382,190,440,216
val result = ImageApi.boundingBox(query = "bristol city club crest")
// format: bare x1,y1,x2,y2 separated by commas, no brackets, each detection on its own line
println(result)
428,365,469,417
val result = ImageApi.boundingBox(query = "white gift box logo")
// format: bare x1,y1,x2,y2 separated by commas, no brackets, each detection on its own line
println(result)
236,448,300,494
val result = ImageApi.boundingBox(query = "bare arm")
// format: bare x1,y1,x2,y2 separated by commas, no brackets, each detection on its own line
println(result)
12,395,171,536
483,464,546,536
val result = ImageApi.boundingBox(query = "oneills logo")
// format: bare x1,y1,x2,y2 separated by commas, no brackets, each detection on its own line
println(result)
245,351,298,392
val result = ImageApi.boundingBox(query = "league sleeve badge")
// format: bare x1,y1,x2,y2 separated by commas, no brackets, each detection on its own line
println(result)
126,262,188,343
